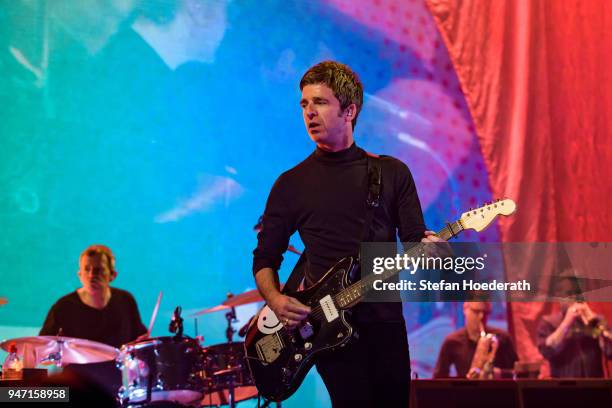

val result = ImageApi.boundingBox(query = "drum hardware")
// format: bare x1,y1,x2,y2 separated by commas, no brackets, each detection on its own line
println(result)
199,342,258,408
117,305,208,407
169,306,184,338
210,304,240,407
0,335,119,367
192,304,233,316
183,283,294,407
221,289,265,308
116,336,205,407
225,305,237,343
190,293,261,407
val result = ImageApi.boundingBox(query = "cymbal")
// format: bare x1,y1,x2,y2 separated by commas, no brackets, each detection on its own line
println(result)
190,304,232,317
222,284,287,308
0,336,118,365
222,289,263,307
224,283,293,308
191,284,286,317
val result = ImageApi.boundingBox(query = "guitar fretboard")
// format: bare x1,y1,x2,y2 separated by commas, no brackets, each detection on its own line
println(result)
335,220,463,308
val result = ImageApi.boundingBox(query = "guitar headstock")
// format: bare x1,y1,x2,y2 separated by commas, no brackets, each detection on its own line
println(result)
459,198,516,232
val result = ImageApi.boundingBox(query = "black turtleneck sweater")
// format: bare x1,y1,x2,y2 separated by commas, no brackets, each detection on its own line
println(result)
253,143,426,322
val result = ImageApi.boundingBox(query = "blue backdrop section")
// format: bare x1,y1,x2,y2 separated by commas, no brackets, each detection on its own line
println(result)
0,1,506,405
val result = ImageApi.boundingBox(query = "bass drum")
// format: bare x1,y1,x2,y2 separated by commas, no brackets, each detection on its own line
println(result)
116,336,205,406
200,342,258,406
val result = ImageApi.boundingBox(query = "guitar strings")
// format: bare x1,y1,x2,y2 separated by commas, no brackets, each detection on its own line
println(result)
298,222,460,323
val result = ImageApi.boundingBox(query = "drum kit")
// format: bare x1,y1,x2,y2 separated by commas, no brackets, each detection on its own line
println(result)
0,290,274,408
0,218,296,407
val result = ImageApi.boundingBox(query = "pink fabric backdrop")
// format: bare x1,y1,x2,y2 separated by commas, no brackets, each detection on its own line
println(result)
425,0,612,375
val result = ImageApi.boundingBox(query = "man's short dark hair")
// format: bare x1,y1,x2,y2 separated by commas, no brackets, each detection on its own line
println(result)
299,61,364,130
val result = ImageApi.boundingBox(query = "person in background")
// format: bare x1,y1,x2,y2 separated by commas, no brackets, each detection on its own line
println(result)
40,244,148,397
434,302,518,378
40,244,147,347
537,275,612,377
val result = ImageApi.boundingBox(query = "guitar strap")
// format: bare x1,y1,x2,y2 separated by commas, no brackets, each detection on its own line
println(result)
282,153,382,293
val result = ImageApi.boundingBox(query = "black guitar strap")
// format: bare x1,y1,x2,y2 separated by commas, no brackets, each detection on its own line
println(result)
282,154,382,293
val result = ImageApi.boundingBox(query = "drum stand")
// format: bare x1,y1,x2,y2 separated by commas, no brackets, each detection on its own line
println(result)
225,307,238,408
223,307,281,408
225,307,237,343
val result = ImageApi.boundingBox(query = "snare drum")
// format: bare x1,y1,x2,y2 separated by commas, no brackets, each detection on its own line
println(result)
116,336,205,406
200,342,258,406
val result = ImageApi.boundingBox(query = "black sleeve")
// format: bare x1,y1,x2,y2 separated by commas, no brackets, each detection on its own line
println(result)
537,318,563,360
394,161,427,243
433,339,453,378
252,175,296,275
39,304,59,336
603,335,612,358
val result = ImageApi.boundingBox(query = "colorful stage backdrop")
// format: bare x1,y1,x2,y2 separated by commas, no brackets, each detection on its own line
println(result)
1,0,608,405
426,0,612,376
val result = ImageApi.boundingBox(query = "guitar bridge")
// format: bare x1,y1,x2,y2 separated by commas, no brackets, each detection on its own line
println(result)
256,333,284,365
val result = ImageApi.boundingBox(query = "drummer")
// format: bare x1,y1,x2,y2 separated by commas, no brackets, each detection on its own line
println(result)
40,244,148,348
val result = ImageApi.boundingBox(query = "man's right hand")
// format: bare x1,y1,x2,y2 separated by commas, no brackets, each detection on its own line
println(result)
268,293,311,330
254,267,311,329
562,304,581,327
562,303,596,329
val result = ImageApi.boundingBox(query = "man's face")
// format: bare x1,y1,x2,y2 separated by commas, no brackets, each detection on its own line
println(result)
464,302,491,332
78,254,115,293
300,84,350,147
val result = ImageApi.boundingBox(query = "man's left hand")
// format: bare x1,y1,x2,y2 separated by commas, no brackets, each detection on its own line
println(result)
421,230,452,258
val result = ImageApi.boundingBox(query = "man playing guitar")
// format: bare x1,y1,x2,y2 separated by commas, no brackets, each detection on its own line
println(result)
252,60,445,407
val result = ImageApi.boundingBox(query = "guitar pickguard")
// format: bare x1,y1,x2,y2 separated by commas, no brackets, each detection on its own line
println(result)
257,305,282,334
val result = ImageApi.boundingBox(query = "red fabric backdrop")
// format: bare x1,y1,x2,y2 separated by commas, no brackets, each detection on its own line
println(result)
425,0,612,375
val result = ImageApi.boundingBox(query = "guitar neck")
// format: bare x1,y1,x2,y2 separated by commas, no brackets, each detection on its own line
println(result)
336,220,464,309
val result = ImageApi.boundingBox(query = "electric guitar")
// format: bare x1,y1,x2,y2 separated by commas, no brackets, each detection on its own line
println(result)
244,199,516,401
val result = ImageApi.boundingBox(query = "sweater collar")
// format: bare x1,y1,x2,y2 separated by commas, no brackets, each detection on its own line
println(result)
313,142,364,164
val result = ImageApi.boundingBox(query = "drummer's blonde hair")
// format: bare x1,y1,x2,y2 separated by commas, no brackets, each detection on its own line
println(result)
79,244,117,276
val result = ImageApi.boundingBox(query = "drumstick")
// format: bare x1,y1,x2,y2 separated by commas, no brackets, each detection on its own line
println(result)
147,291,163,335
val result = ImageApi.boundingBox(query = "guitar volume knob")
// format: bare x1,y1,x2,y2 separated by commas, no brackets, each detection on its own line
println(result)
294,353,303,362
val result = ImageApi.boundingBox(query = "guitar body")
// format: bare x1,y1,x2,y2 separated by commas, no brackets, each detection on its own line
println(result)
244,198,517,401
244,257,358,401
